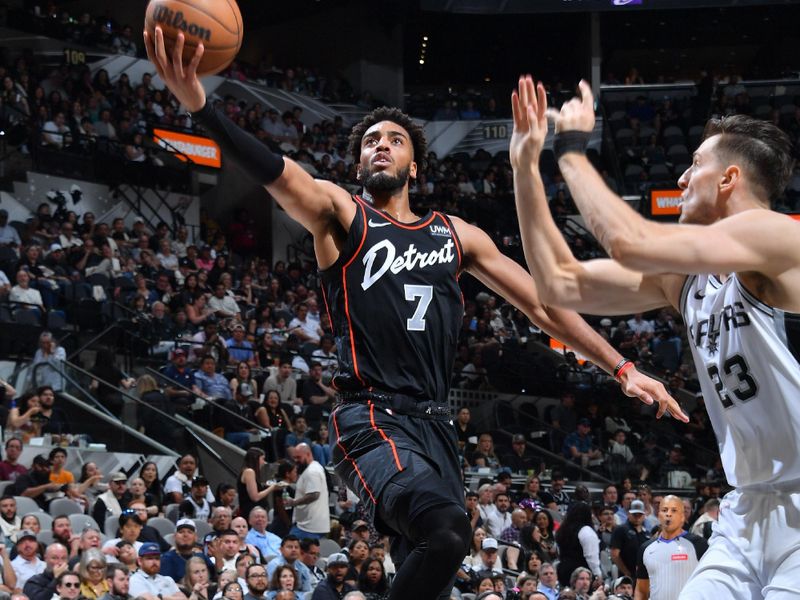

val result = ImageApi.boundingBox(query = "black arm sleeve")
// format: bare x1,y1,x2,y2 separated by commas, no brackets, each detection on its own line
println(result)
635,538,653,580
190,101,286,184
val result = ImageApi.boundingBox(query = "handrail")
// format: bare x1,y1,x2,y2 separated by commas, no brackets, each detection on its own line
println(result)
143,366,274,438
30,360,177,456
31,360,115,419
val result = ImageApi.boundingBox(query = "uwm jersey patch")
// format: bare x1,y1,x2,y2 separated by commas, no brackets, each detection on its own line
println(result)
681,273,800,487
321,196,464,404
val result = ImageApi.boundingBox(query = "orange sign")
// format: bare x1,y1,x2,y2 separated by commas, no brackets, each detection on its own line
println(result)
549,338,588,364
153,128,221,168
650,189,682,216
791,214,800,222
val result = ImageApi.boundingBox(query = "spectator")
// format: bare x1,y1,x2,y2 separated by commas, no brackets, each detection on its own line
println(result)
263,360,298,406
300,364,335,426
92,472,128,532
0,438,28,482
48,448,74,486
138,462,164,511
226,325,257,367
42,112,71,148
166,455,210,511
355,558,388,600
129,543,185,600
51,571,82,600
98,564,131,600
0,209,21,247
562,419,603,469
238,449,284,521
484,491,512,539
195,355,233,402
163,349,198,412
266,565,298,600
11,529,44,588
503,434,542,474
160,519,213,583
0,495,20,542
547,471,571,516
609,500,649,581
223,383,260,449
101,511,144,556
229,362,258,401
10,270,44,310
37,386,70,434
180,557,215,600
178,477,213,522
309,552,353,600
244,507,282,563
209,284,241,321
471,433,501,469
287,444,329,540
10,455,60,510
536,563,558,600
298,539,324,591
309,335,338,381
23,543,69,600
266,537,311,594
554,503,602,588
51,517,79,558
636,485,659,532
284,417,311,451
608,430,634,464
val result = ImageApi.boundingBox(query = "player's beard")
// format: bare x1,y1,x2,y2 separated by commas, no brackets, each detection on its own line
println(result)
363,165,411,194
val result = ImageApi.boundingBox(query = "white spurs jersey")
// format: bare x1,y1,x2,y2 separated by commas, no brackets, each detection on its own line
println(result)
681,273,800,487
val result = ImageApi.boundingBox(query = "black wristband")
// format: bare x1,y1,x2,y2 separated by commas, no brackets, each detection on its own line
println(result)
553,130,591,161
613,358,631,379
191,100,286,183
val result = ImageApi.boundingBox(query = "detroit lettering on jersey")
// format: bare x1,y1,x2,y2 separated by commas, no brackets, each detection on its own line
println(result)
321,196,463,404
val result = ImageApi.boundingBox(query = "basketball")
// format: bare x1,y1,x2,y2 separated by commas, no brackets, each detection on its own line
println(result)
144,0,243,77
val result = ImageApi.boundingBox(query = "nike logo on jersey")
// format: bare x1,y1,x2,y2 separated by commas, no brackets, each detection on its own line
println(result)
368,219,391,228
361,239,456,291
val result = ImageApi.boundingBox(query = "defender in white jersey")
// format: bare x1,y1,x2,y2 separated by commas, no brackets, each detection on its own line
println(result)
510,76,800,598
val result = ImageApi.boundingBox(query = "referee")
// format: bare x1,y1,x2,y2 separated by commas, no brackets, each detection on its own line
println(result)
634,496,707,600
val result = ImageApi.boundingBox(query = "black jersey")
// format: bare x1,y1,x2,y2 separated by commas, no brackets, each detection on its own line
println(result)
320,195,464,404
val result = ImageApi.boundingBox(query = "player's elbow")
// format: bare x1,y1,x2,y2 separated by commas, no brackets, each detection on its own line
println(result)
607,235,649,270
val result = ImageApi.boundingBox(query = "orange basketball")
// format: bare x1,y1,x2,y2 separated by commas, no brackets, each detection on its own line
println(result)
144,0,243,77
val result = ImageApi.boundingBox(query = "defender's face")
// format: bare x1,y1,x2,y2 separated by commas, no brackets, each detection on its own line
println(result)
677,135,725,225
358,120,417,183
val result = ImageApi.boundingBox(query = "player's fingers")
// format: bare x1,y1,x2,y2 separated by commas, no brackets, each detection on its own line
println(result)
544,107,562,127
511,90,520,125
579,79,594,110
154,27,172,79
536,82,548,118
173,32,186,80
143,32,164,79
670,399,689,422
526,76,537,113
187,43,204,80
519,76,529,109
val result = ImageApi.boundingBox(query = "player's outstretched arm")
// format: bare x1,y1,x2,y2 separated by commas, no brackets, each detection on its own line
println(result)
548,81,800,285
510,76,673,315
144,28,352,240
452,217,688,420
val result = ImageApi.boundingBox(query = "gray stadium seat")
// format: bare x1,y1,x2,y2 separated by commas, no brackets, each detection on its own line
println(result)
319,538,341,558
13,496,40,516
69,513,100,533
49,498,84,516
147,517,176,537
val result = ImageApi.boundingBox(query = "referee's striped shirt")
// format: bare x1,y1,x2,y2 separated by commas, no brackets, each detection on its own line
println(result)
635,531,708,600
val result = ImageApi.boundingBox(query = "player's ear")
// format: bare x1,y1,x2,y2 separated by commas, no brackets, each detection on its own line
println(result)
719,164,740,195
409,160,417,180
356,166,362,181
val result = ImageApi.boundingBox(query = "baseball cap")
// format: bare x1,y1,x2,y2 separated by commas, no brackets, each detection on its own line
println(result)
192,475,209,487
351,520,369,531
138,542,161,556
326,552,348,566
176,518,196,531
32,454,51,467
614,576,633,588
481,538,499,551
237,382,254,397
232,323,245,331
578,418,591,427
133,217,145,224
629,500,646,515
16,529,37,543
49,243,63,252
110,471,127,482
511,434,526,443
600,318,613,327
173,348,187,357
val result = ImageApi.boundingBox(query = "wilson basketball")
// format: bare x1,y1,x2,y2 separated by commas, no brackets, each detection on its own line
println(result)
144,0,243,77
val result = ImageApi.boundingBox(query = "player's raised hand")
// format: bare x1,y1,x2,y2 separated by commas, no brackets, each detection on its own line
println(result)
510,75,549,170
143,27,206,113
618,365,690,422
546,79,596,134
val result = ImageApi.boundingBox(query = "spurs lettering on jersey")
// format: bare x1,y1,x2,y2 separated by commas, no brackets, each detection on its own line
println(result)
690,302,751,356
681,274,800,487
361,239,456,290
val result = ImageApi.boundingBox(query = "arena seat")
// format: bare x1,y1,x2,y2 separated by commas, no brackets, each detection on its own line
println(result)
49,498,84,516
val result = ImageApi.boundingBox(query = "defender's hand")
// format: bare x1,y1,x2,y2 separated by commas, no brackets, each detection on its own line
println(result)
618,365,689,422
546,79,596,134
143,27,206,113
510,75,548,170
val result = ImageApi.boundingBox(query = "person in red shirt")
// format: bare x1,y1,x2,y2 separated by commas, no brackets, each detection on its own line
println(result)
0,438,27,482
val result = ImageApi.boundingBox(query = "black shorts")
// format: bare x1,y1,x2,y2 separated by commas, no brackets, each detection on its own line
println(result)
330,400,464,537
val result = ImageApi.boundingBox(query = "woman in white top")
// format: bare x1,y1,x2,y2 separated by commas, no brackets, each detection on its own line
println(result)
554,502,602,589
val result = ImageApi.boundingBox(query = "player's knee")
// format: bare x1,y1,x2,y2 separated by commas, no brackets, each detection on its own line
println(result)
413,504,471,563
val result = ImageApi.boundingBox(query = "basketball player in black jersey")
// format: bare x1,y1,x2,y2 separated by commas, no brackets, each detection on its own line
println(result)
144,30,686,600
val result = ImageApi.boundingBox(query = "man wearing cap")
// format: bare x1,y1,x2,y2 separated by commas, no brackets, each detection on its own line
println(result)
11,530,45,588
10,456,61,510
165,455,211,505
502,434,542,474
309,553,354,600
223,383,260,449
349,521,370,544
244,507,282,562
636,485,659,532
225,324,256,367
466,538,503,576
92,473,128,533
129,543,185,600
608,576,633,600
178,477,212,522
23,542,70,600
160,519,213,583
163,350,198,412
610,500,650,581
562,418,604,468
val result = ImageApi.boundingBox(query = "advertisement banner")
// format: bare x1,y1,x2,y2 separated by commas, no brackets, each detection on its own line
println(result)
650,188,682,217
153,128,221,168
